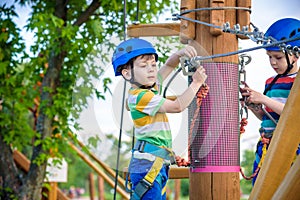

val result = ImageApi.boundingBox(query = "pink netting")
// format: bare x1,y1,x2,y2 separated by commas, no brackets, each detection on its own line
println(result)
189,62,240,172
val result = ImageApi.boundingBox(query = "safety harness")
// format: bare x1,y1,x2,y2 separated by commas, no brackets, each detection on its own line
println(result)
128,140,176,199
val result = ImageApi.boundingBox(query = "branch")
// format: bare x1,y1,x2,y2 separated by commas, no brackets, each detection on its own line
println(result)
73,0,101,26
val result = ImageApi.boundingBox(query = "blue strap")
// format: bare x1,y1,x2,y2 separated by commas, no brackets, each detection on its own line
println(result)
134,140,176,164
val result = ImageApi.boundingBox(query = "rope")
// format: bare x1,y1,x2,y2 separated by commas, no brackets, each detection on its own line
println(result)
188,84,209,164
240,141,268,180
189,35,300,62
239,118,248,135
113,0,127,199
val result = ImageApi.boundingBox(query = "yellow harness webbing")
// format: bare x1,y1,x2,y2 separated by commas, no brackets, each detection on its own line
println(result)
131,157,164,199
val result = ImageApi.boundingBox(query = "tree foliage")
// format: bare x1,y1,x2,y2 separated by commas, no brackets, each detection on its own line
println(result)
0,0,177,199
240,149,255,195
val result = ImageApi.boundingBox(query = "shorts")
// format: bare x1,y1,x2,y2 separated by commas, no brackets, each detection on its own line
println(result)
128,153,169,200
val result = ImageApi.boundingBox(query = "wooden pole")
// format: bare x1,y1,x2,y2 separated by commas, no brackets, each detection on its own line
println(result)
89,173,95,200
174,179,181,200
98,176,105,200
68,132,126,189
189,0,251,199
48,182,57,200
179,0,196,44
271,156,300,200
68,142,129,199
249,71,300,199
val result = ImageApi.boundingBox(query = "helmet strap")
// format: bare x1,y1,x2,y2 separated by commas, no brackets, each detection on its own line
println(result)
283,51,295,75
128,62,156,89
263,52,295,95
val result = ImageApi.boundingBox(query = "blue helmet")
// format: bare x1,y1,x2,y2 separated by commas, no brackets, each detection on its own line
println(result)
264,18,300,51
112,38,158,76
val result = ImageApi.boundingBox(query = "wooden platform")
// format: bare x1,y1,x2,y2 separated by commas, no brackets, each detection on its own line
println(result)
123,166,189,180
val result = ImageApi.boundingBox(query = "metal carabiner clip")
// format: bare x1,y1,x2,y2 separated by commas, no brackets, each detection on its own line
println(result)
180,56,201,76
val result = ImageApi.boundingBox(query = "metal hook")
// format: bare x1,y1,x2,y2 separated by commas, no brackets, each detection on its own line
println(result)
180,56,201,76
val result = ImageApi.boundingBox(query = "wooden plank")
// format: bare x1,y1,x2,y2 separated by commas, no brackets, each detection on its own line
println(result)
210,0,224,36
13,150,30,172
127,23,180,37
68,142,130,199
68,132,126,189
169,167,189,179
249,71,300,199
237,0,252,39
180,0,196,43
124,167,189,180
272,156,300,200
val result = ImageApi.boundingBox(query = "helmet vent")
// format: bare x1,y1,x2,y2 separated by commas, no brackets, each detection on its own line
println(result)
280,37,286,41
118,47,124,52
289,30,296,38
126,46,132,53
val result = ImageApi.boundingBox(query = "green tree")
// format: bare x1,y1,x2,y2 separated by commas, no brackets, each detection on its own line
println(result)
0,0,177,199
240,149,255,195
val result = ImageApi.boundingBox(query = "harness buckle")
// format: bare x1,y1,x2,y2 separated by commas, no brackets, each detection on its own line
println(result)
137,140,146,152
134,178,153,198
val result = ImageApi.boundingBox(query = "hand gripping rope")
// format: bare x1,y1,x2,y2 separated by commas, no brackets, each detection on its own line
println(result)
178,57,209,167
237,54,272,181
163,56,209,167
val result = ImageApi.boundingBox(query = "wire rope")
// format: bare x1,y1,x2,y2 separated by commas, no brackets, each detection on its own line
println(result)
113,0,128,199
190,35,300,62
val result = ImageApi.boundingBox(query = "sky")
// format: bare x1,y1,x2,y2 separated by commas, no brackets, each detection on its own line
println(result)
3,0,300,164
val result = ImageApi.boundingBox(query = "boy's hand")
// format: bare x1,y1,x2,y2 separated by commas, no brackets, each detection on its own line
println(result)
192,65,207,85
176,46,197,58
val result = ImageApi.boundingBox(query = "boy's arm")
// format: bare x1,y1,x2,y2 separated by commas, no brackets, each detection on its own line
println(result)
158,46,197,81
242,87,285,116
159,66,207,113
248,106,264,121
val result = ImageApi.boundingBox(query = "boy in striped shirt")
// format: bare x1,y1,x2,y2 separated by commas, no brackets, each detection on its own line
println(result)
112,38,207,199
241,18,300,185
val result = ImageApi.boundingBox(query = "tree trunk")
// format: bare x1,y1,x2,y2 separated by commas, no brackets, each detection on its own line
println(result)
18,0,68,197
0,134,21,199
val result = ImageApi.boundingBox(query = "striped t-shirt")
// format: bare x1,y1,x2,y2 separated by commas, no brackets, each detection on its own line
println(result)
261,72,297,135
127,84,172,148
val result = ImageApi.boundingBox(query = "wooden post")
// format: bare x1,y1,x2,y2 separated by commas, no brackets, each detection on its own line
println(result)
180,0,196,44
237,0,251,39
98,176,105,200
189,0,242,199
271,156,300,200
48,182,57,200
174,179,181,200
89,173,95,200
210,0,224,36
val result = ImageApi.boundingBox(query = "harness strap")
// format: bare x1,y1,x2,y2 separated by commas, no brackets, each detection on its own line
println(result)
131,157,164,199
133,140,176,164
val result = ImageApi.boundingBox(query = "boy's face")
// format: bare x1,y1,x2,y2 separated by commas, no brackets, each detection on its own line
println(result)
125,54,157,88
266,50,298,74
